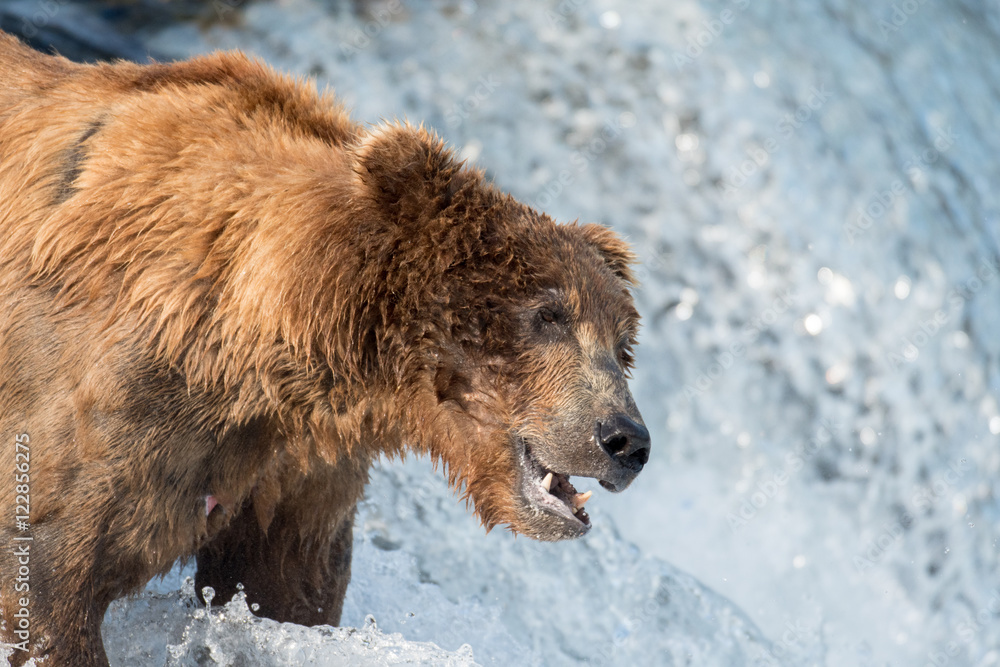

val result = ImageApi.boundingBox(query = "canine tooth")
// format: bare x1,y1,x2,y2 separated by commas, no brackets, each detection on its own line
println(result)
573,490,593,509
541,472,554,492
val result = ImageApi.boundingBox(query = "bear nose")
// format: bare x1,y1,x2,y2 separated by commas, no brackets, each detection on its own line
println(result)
597,415,651,472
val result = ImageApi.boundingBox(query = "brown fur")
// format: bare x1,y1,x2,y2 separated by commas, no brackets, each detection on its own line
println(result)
0,31,647,665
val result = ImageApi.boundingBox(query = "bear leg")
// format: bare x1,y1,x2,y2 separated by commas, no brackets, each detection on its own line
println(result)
0,523,121,667
195,502,355,627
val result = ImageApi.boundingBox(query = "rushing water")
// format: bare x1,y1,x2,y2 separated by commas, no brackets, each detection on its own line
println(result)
4,1,999,665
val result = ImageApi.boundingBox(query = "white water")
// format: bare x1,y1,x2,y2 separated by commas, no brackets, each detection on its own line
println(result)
88,458,776,665
5,1,1000,664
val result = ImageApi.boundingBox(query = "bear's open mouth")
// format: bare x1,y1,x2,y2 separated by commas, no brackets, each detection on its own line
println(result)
519,440,593,532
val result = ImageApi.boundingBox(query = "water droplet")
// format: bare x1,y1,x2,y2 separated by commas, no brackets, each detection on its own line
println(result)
675,133,699,152
674,301,694,321
201,586,215,607
181,576,196,598
251,603,260,612
599,10,621,29
825,362,849,385
893,276,911,300
827,274,856,306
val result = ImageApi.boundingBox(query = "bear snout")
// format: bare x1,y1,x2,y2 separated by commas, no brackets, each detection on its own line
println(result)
596,414,651,479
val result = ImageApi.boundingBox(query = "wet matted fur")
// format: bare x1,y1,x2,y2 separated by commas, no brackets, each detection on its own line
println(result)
0,31,649,665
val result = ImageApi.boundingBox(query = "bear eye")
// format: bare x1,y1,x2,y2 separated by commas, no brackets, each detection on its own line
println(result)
536,306,563,326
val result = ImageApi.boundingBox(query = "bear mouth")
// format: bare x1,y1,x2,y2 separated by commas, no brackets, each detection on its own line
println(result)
519,440,594,536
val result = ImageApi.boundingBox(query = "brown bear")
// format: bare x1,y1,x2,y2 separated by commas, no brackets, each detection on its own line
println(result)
0,31,649,666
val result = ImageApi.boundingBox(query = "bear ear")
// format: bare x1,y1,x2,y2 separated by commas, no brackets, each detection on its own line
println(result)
353,123,474,223
577,223,637,285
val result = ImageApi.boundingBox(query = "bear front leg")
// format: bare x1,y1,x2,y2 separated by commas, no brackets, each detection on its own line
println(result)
195,498,356,627
0,590,110,667
0,521,123,667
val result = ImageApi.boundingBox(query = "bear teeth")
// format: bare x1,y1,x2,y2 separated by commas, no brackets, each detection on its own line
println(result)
541,472,554,492
529,456,593,523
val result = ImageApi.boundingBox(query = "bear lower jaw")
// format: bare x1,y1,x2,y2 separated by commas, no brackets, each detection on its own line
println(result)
517,440,595,538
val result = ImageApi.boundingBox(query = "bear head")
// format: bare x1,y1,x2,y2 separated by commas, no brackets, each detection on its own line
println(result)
351,124,649,541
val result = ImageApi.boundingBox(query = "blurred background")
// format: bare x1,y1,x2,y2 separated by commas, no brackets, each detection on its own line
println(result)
3,1,999,665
